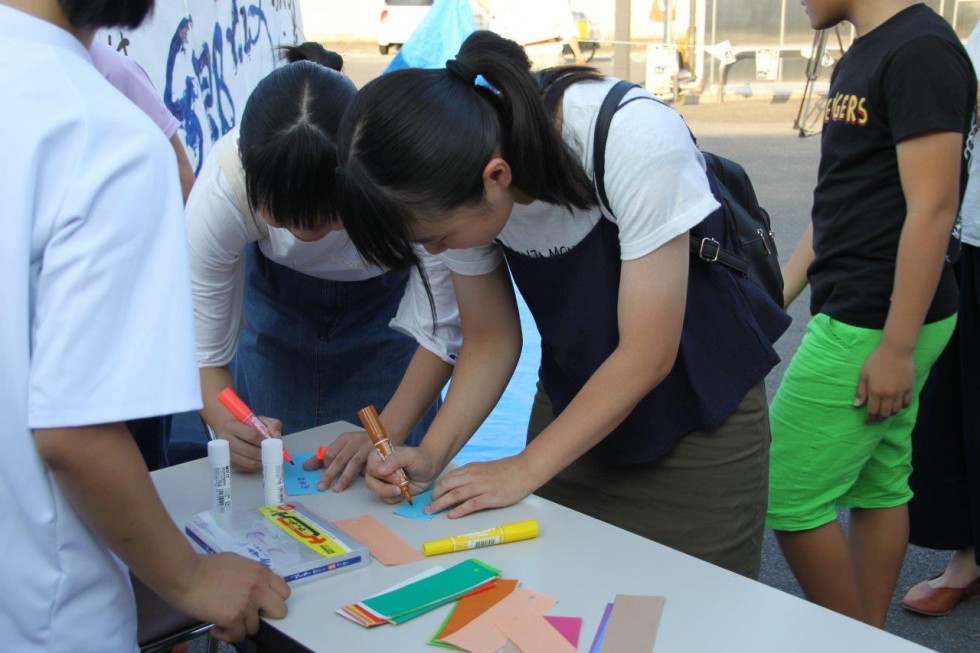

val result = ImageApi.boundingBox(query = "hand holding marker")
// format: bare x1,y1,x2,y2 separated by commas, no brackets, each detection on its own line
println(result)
217,387,294,465
357,405,413,505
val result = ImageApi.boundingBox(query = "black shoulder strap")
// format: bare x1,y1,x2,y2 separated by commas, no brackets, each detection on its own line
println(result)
592,80,749,277
593,80,640,215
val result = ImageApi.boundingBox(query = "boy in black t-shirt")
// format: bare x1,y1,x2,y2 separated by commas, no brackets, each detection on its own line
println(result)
767,0,975,627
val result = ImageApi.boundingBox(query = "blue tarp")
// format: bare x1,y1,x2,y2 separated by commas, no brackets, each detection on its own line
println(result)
384,0,476,73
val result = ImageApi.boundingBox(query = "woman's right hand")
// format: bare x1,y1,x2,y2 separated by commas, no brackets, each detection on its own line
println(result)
364,445,438,504
217,416,282,472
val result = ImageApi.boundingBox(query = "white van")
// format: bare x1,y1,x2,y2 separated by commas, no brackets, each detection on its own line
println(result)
377,0,433,55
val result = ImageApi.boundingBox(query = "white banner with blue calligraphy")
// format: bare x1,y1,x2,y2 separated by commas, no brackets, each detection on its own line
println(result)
97,1,304,175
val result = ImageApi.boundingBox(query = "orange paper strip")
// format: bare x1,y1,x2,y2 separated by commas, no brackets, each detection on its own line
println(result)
442,588,558,653
334,515,423,565
494,613,578,653
435,579,520,642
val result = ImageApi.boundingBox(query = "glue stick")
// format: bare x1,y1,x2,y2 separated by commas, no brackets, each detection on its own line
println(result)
207,439,232,513
262,438,285,506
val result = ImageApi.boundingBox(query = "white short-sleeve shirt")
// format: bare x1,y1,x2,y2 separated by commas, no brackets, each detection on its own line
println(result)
187,128,461,366
0,7,201,650
438,78,719,275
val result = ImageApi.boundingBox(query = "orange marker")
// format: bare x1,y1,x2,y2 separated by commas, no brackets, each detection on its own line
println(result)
316,445,327,462
357,405,413,505
217,387,294,465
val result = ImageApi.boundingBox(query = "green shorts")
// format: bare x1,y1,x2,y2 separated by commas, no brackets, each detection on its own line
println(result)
766,313,956,532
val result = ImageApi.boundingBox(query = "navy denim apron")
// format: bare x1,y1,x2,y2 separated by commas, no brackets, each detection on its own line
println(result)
232,244,438,445
502,217,788,465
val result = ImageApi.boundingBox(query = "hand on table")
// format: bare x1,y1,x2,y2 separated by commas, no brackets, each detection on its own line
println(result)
428,455,539,519
301,429,373,492
854,342,915,422
216,416,282,472
365,445,437,504
176,552,290,642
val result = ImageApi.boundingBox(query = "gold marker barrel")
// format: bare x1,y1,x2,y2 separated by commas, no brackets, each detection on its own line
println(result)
357,405,413,505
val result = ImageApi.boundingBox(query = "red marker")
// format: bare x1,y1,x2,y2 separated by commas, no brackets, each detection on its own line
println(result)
217,388,294,465
316,445,327,462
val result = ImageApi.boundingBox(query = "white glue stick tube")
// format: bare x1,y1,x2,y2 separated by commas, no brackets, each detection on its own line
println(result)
207,439,232,513
262,438,285,506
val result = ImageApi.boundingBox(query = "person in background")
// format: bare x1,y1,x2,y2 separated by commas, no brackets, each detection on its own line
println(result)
89,38,197,471
187,43,459,490
768,0,973,627
0,0,290,649
90,39,196,202
901,18,980,619
335,30,788,579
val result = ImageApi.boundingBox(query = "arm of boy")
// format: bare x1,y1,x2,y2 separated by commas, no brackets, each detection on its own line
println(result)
855,130,963,421
781,222,815,309
364,263,522,504
34,423,290,641
424,234,688,518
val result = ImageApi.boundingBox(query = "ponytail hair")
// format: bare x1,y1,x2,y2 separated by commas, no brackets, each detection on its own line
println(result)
337,30,596,272
239,42,355,230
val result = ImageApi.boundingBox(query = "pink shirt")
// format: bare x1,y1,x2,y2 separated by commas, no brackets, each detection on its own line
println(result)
89,40,179,138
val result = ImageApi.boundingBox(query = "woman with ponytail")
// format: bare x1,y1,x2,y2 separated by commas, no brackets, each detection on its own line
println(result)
188,43,458,490
337,30,788,577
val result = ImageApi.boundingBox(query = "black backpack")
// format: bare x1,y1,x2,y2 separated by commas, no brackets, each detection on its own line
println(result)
593,80,785,307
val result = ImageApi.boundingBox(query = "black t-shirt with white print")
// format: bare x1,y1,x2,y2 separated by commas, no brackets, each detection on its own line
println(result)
808,3,975,328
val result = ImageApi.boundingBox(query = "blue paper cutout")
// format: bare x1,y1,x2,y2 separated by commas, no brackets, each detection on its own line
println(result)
394,488,439,521
284,452,322,496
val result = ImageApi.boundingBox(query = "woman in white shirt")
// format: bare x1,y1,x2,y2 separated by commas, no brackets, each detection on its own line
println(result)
334,31,788,577
189,43,458,489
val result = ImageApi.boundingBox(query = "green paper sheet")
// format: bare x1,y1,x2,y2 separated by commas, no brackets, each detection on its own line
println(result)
362,558,500,622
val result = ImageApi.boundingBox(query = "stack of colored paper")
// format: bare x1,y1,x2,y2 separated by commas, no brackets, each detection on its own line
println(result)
338,558,501,627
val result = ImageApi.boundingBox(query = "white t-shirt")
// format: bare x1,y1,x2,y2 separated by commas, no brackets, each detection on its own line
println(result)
440,78,719,275
960,23,980,247
0,6,201,651
187,128,461,366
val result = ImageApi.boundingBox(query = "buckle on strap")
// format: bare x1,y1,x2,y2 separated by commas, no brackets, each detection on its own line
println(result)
698,237,721,263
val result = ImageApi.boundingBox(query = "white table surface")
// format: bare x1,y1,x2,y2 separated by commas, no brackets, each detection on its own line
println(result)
151,422,930,653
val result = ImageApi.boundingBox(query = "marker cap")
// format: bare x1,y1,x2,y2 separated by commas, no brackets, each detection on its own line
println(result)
207,439,230,466
261,437,283,464
503,519,540,541
217,387,252,422
357,405,387,446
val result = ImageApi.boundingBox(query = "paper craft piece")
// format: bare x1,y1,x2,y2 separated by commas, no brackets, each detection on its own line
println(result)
588,603,614,653
283,452,321,496
340,558,501,627
334,515,424,565
442,588,558,653
544,616,583,647
430,578,520,646
494,613,578,653
336,567,444,627
599,595,666,653
394,488,438,521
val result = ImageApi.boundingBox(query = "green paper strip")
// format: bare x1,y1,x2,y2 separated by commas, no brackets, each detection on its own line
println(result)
362,558,500,621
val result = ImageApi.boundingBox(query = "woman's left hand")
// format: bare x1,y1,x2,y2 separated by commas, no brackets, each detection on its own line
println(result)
427,454,540,519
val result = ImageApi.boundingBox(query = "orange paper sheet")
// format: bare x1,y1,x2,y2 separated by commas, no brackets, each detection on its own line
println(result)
442,588,558,653
494,613,578,653
333,515,423,565
434,579,520,642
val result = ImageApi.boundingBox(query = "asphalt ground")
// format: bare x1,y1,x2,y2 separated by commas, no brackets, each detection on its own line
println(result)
188,44,978,652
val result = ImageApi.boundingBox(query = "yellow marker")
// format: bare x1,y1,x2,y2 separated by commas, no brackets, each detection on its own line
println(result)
421,519,540,556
